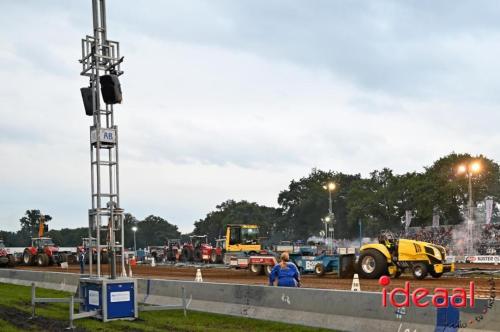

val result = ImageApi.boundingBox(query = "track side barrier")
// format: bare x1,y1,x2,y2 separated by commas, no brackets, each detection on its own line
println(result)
0,269,498,332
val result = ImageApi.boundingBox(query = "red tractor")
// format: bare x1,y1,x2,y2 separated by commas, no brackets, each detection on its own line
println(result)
0,240,15,268
165,239,181,262
181,235,212,263
76,237,109,264
209,238,225,264
23,237,67,266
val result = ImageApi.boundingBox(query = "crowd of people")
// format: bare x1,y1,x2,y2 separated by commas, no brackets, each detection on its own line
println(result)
402,223,500,255
404,226,454,247
478,223,500,255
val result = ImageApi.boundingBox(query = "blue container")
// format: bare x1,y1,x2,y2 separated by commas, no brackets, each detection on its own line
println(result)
106,282,135,319
79,277,138,322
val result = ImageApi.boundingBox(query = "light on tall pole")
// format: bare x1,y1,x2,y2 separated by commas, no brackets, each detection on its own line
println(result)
457,161,481,221
457,160,481,255
322,182,337,252
132,226,138,256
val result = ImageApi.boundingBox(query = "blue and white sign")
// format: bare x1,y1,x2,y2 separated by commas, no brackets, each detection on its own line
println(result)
91,128,116,144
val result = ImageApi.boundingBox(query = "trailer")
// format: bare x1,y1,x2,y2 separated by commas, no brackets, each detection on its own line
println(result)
225,251,277,275
290,247,356,277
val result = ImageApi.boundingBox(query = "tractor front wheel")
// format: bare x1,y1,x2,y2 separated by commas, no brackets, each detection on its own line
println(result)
357,249,387,279
412,263,428,280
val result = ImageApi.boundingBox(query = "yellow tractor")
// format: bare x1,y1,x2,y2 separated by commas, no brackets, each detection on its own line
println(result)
357,231,454,280
225,224,261,253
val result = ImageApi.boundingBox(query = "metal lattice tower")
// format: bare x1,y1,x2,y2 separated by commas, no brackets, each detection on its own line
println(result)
79,0,125,279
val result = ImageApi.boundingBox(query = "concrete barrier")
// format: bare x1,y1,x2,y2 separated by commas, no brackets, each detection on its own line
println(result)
0,269,498,332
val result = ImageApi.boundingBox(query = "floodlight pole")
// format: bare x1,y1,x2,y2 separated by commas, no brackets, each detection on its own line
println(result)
80,0,125,279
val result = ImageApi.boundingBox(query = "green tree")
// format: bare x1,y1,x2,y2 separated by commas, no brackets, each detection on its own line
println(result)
277,169,360,240
19,210,52,238
193,200,281,243
134,215,180,249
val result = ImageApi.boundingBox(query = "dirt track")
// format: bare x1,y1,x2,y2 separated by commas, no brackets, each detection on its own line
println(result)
14,263,498,298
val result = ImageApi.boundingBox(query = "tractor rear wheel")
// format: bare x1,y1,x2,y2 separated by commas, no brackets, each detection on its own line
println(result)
357,249,387,279
181,248,193,262
249,264,263,275
7,255,16,267
314,263,325,276
23,250,33,265
411,263,428,280
36,253,49,266
194,248,202,262
210,251,217,264
167,250,175,262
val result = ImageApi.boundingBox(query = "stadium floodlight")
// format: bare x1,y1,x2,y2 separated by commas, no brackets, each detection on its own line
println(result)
457,164,467,174
132,226,138,255
471,162,481,173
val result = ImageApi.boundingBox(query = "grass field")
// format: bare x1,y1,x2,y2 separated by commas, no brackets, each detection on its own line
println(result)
0,283,334,332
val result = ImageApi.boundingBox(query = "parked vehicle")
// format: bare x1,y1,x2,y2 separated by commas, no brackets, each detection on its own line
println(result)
210,238,225,264
148,245,166,262
223,224,277,275
23,237,68,266
76,237,108,264
165,239,181,262
0,240,15,268
290,247,355,277
181,235,212,263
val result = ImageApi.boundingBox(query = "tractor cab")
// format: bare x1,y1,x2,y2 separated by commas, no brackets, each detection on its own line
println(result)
82,237,97,249
215,238,226,250
378,230,397,255
225,224,261,253
32,237,56,249
189,235,208,247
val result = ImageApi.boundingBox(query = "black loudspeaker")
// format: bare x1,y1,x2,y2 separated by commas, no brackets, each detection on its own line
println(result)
44,225,49,233
100,74,122,104
80,87,94,116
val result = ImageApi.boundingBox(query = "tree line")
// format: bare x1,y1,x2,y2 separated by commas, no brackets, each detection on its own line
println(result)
193,153,500,241
0,210,180,249
1,153,499,246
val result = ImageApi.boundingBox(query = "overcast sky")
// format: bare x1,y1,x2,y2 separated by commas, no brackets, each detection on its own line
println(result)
1,1,500,233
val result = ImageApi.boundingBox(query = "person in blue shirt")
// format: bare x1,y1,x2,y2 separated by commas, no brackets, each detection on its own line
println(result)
269,252,301,287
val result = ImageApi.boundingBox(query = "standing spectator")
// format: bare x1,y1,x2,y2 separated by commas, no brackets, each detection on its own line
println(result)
79,249,85,274
269,252,300,287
